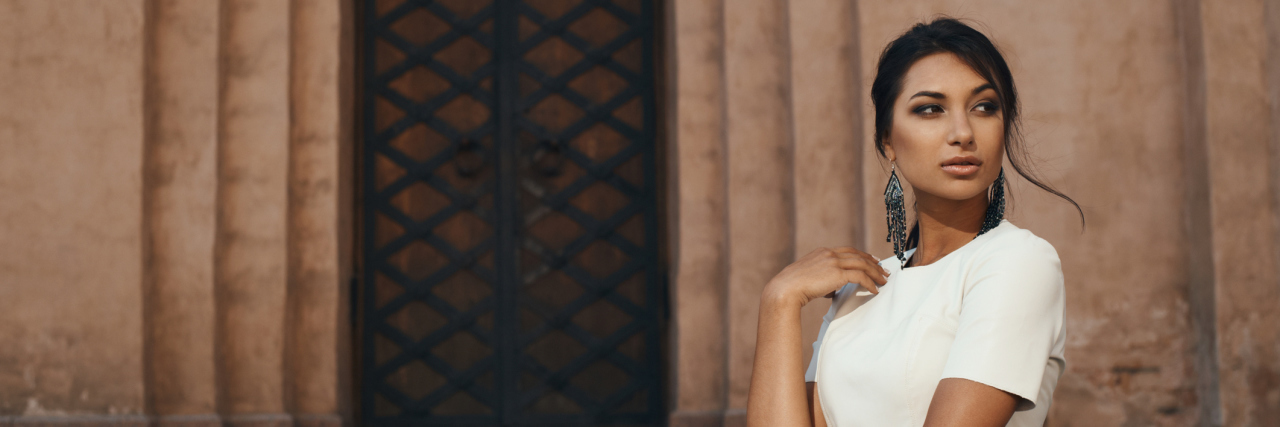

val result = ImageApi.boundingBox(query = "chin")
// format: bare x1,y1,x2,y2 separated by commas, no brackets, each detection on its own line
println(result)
924,183,989,202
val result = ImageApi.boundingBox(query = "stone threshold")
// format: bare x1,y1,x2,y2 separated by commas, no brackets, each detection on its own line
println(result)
0,414,342,427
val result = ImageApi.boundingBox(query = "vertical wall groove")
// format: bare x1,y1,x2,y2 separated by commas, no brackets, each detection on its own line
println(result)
848,0,864,252
780,0,796,254
716,0,732,417
1175,0,1221,424
143,0,221,424
1266,0,1280,365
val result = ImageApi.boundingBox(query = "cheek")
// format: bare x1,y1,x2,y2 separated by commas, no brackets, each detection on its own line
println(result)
889,121,942,159
974,122,1005,157
976,118,1005,145
887,127,939,186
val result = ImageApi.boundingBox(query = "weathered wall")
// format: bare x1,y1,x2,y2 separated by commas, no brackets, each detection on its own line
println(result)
667,0,863,425
666,1,730,424
0,0,354,425
1198,0,1280,424
145,0,220,422
0,0,148,418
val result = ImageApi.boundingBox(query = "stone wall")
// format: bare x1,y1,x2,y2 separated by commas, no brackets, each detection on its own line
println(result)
0,0,147,418
665,0,862,424
0,0,354,425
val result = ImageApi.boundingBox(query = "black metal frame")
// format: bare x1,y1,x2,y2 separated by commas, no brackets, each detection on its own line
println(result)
359,1,663,425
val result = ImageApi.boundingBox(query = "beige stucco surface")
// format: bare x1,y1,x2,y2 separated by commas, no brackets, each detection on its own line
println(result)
216,0,292,416
667,0,730,421
0,0,147,415
723,0,796,416
1201,0,1280,424
786,0,863,388
288,0,350,420
0,0,351,424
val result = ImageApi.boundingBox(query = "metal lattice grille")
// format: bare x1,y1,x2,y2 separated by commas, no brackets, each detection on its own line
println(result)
360,0,662,425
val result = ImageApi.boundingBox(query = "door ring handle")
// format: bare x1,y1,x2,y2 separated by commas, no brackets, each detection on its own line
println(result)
531,139,564,177
454,138,485,178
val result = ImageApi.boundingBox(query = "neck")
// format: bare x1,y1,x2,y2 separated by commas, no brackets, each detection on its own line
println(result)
909,191,989,267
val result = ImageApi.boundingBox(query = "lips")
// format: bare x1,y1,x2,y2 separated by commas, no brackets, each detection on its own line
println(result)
941,156,982,176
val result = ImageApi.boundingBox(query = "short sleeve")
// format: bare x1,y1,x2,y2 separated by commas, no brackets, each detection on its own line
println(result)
804,298,839,382
940,234,1065,411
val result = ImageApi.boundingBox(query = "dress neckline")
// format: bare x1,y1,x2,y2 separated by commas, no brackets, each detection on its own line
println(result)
894,219,1010,272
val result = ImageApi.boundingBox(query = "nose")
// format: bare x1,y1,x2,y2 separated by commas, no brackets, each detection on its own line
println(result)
947,113,974,147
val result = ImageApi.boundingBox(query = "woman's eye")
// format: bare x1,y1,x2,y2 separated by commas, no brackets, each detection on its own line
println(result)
974,102,1000,114
914,105,942,115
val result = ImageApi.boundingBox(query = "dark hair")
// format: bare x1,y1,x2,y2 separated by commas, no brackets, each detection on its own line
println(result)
871,17,1084,246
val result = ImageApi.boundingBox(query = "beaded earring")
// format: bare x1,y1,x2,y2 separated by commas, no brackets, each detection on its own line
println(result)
977,168,1006,236
884,161,907,262
886,165,1005,263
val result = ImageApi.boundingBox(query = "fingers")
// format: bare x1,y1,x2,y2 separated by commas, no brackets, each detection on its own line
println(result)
836,258,887,286
830,257,888,296
833,252,890,278
845,270,881,295
828,246,878,262
830,248,888,273
806,247,892,297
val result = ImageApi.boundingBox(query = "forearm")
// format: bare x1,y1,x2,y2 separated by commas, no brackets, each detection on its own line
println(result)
746,292,810,427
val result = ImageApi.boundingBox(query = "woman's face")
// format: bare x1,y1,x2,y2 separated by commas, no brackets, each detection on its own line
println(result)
884,52,1005,204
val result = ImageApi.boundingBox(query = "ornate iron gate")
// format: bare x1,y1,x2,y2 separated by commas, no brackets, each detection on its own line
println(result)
359,0,663,425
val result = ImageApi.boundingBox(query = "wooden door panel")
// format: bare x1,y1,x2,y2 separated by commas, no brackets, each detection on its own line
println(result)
361,0,660,424
364,0,501,419
514,0,656,421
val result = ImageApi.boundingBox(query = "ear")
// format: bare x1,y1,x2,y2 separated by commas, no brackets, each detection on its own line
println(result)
883,140,897,163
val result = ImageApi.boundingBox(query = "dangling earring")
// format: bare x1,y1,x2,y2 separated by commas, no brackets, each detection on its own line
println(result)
978,168,1006,236
884,161,907,262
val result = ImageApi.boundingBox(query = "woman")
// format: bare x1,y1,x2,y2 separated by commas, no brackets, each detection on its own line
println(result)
746,18,1082,427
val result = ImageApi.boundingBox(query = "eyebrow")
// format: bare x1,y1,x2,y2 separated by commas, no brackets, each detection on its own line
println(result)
908,83,996,100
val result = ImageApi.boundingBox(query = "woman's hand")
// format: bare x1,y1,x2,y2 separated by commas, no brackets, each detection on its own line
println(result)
761,247,889,307
747,247,889,427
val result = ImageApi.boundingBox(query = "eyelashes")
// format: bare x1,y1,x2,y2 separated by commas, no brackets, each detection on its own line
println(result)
914,104,943,115
912,101,1001,116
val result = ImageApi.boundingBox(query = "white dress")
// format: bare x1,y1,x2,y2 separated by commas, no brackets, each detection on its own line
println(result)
805,220,1066,427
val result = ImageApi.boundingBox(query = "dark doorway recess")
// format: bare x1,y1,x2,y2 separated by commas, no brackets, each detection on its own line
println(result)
356,0,665,425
